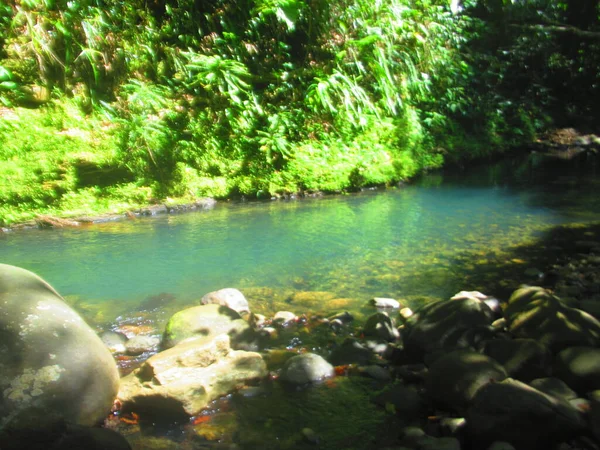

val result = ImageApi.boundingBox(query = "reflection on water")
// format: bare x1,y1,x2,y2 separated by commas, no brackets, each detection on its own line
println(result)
1,153,600,323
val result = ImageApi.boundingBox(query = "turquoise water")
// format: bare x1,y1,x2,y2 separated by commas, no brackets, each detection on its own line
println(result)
1,153,599,325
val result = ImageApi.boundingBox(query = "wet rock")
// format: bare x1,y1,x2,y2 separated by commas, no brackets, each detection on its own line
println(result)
328,311,354,324
399,307,413,321
529,377,577,401
273,311,297,326
0,264,119,427
483,338,551,381
363,312,400,342
372,385,424,421
125,335,160,355
162,304,258,350
0,419,132,450
360,365,392,381
466,378,585,450
589,390,600,442
487,443,516,450
578,300,600,320
201,288,250,314
100,330,128,354
505,286,600,352
554,346,600,394
248,313,266,329
403,298,495,360
420,437,461,450
118,334,267,417
329,338,374,366
426,350,507,412
370,297,401,309
395,364,428,383
280,353,334,384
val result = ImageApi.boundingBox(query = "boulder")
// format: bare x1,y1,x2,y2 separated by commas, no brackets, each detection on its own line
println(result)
372,384,424,421
553,346,600,394
200,288,250,314
426,350,507,412
280,353,334,385
403,298,496,360
504,286,600,352
100,331,128,354
118,334,266,417
529,377,577,402
162,304,258,350
466,378,585,450
363,312,400,342
125,335,160,356
0,264,119,428
0,419,131,450
482,338,551,381
329,338,374,366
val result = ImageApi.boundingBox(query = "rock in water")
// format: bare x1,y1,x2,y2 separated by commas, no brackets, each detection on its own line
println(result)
162,304,258,350
118,334,266,417
0,264,119,427
280,353,334,384
200,288,250,314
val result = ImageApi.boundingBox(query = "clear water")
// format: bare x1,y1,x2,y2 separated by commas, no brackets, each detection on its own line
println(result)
1,153,599,324
2,152,600,449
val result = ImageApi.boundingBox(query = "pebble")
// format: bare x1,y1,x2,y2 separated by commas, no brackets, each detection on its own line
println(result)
371,297,401,309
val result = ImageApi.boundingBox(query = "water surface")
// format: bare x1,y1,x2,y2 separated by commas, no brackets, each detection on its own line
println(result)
1,152,599,324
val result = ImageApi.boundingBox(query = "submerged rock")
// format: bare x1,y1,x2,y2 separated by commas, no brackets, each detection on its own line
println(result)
482,338,551,381
504,286,600,352
426,350,507,412
553,346,600,394
162,304,258,350
403,297,496,360
125,335,160,356
118,334,266,417
201,288,250,314
466,378,585,450
363,312,400,342
0,264,120,428
370,297,401,309
100,330,129,354
280,353,334,385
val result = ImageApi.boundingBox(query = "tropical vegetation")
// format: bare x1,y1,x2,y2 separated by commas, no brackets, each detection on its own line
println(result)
0,0,598,225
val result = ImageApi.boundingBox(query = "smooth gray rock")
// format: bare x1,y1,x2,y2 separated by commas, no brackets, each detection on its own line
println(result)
280,353,334,384
554,346,600,394
100,330,128,354
403,297,495,360
483,338,551,381
467,378,585,450
125,335,160,355
0,264,119,428
363,312,400,342
162,304,258,350
201,288,250,314
426,350,507,412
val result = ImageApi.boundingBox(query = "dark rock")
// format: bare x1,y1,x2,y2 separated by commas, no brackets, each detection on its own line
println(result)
505,286,600,352
372,385,424,421
554,346,600,394
483,338,551,381
363,312,399,342
426,350,507,412
589,390,600,442
394,364,428,383
280,353,334,385
0,264,119,427
0,419,131,450
466,378,585,450
403,297,495,360
529,377,577,401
